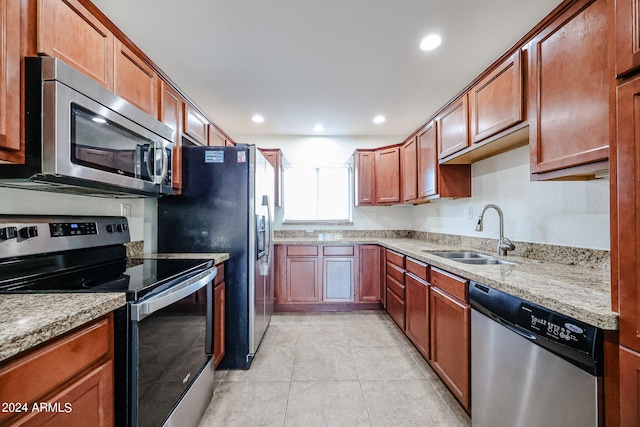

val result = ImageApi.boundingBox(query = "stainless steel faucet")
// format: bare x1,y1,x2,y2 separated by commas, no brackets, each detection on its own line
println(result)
475,204,516,256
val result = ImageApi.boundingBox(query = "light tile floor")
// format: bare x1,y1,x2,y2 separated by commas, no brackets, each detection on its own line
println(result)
197,311,471,427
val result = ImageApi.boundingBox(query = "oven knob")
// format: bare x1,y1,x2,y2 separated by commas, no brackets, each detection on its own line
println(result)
107,224,114,233
116,224,123,232
0,226,17,240
19,226,38,239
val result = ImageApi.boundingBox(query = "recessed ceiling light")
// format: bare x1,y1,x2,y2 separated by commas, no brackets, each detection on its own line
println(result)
420,34,442,51
373,115,386,124
252,114,264,123
313,124,325,132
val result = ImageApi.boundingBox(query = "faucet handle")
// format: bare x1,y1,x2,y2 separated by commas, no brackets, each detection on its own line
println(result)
499,237,516,253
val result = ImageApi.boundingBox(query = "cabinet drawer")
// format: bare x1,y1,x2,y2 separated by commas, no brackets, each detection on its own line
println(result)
386,249,405,268
286,246,319,256
386,262,405,284
0,316,111,409
406,258,428,281
386,274,405,300
323,245,354,256
431,267,468,302
386,288,406,330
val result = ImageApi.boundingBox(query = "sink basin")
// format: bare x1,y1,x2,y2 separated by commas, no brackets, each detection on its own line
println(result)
454,258,516,265
424,250,516,266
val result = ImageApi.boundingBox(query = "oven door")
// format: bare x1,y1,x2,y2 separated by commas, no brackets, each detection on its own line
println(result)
129,266,216,427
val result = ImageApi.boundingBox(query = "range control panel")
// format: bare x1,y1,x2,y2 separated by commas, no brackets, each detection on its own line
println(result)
50,222,98,237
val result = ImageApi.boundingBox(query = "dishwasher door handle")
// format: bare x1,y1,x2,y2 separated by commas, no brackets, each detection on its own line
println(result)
495,316,537,341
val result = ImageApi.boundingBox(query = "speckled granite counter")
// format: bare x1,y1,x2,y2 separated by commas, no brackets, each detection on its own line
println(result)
0,293,126,363
275,237,617,330
144,253,230,265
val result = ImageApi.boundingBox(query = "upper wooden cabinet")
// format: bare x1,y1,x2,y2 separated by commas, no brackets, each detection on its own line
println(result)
353,149,376,206
159,81,184,192
375,146,402,205
417,122,437,199
38,0,114,89
183,104,209,146
469,50,524,144
401,135,418,203
260,148,284,207
0,0,21,163
528,0,610,179
209,125,226,146
114,40,158,117
616,0,640,76
437,95,469,159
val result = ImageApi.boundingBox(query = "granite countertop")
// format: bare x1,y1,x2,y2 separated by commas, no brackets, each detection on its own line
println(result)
275,237,617,330
144,253,230,265
0,293,126,363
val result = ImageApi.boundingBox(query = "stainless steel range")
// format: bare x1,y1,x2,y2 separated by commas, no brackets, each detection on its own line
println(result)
0,215,217,427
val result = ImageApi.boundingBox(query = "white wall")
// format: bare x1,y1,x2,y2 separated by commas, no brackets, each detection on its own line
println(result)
0,187,156,248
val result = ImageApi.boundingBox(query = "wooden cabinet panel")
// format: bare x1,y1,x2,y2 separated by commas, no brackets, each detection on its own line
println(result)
470,50,524,143
183,104,208,146
209,125,226,146
430,267,468,302
375,146,401,204
406,258,428,282
386,287,406,330
353,150,376,206
386,262,405,286
358,245,381,303
380,247,387,308
529,0,610,177
430,286,470,412
0,0,21,162
159,81,184,192
213,281,225,368
386,250,405,268
437,95,469,159
114,40,158,117
405,273,429,359
323,257,354,302
287,245,318,256
323,245,354,256
417,122,437,199
402,135,418,202
38,0,114,89
286,257,321,302
620,345,640,426
386,273,405,300
616,0,640,76
260,148,283,207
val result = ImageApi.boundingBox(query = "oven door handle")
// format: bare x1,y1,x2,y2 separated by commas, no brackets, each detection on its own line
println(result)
130,266,217,321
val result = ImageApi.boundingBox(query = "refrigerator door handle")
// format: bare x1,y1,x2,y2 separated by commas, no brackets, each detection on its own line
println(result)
258,194,271,276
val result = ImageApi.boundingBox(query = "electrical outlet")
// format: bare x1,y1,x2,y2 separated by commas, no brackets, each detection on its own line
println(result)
467,206,473,219
121,203,131,217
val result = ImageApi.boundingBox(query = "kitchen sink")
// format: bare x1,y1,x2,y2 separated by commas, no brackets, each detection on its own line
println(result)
453,258,515,265
424,250,516,266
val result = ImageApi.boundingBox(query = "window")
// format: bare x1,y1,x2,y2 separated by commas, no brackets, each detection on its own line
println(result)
283,166,352,223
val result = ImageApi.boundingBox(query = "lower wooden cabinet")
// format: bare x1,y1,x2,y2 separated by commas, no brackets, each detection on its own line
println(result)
213,264,226,369
620,345,640,426
323,257,355,302
385,250,406,329
358,245,381,302
405,271,429,359
386,287,406,330
0,314,114,426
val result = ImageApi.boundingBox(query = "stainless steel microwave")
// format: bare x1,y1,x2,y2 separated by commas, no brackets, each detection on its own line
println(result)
0,57,174,197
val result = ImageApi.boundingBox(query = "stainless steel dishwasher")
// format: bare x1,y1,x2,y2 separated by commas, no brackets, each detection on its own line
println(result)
469,281,603,427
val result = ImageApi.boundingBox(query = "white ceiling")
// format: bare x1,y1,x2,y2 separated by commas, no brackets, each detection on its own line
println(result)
92,0,563,138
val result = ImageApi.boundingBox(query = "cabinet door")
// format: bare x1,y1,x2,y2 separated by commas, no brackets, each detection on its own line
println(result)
386,287,405,330
183,104,208,146
358,245,381,303
286,257,321,302
323,257,354,302
402,136,418,202
209,125,226,146
529,0,609,177
430,287,470,412
405,273,429,359
375,146,401,204
417,121,437,199
159,81,184,192
354,150,376,206
213,282,225,368
437,95,469,159
469,50,523,143
620,346,640,426
0,0,21,162
38,0,114,89
616,0,640,76
114,40,158,117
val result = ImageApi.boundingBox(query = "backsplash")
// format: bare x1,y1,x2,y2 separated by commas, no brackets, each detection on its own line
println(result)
125,241,144,258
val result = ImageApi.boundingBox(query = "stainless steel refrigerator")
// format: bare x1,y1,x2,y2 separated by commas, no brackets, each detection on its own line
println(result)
157,144,274,369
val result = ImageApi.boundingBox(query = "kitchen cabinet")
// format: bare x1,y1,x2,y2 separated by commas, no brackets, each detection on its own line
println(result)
353,149,376,206
385,249,406,330
401,135,418,203
615,0,640,76
259,148,284,207
38,0,114,89
183,104,209,146
276,245,322,303
0,0,21,163
429,267,470,413
437,95,469,159
0,314,114,426
620,346,640,425
375,146,402,204
405,258,429,360
358,245,381,303
159,80,184,193
114,40,158,117
209,125,226,146
528,0,610,180
213,263,226,369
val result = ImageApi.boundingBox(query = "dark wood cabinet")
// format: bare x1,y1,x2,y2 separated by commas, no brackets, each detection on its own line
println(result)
405,258,429,359
417,122,437,199
385,250,406,330
183,104,209,146
213,264,226,369
0,0,21,163
276,246,321,304
529,0,610,179
620,346,640,425
208,125,226,146
469,50,524,144
260,148,284,207
159,81,184,192
375,146,401,204
353,150,376,206
437,95,469,159
401,135,418,203
358,245,381,303
0,314,114,426
114,40,158,117
615,0,640,76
